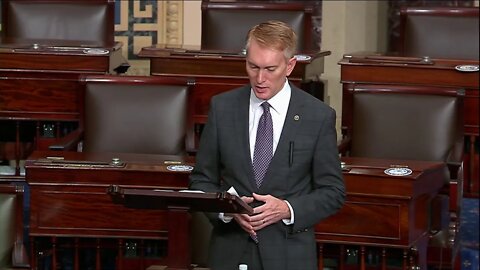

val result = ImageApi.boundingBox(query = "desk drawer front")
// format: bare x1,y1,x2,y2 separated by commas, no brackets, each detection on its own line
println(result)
0,77,80,116
30,187,168,238
316,199,407,245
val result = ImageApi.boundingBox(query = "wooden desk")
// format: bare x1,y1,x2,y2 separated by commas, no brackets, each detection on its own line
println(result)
138,44,328,81
0,43,124,74
0,42,127,268
0,42,126,165
339,53,479,197
25,151,193,270
139,45,329,149
0,42,125,119
316,157,446,270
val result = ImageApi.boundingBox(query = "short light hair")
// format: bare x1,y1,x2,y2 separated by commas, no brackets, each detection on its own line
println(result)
245,20,298,59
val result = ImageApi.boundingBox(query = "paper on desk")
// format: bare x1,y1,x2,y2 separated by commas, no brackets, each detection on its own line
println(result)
227,186,239,196
153,189,205,193
179,189,205,193
219,186,239,222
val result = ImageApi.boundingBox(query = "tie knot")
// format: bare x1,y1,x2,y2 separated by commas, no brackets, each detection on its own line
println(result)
261,102,270,112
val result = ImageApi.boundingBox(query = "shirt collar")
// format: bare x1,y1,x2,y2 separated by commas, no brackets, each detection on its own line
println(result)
250,79,291,114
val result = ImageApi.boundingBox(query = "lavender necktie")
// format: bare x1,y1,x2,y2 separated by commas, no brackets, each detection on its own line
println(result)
252,102,273,187
250,102,273,243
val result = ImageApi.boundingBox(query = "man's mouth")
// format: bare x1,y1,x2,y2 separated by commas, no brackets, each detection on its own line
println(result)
255,86,268,92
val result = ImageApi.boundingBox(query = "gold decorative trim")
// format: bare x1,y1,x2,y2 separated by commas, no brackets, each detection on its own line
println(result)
163,1,183,46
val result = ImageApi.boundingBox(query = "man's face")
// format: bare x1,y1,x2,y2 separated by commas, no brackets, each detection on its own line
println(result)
246,40,296,100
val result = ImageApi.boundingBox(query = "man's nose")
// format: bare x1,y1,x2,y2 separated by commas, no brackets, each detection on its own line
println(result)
256,70,266,83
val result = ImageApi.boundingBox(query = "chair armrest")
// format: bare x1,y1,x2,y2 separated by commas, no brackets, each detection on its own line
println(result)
49,128,84,151
446,138,464,180
448,163,463,216
337,127,352,156
337,136,351,156
445,137,464,215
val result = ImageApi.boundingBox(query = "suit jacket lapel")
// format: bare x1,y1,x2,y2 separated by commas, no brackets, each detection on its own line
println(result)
260,87,305,191
234,86,258,191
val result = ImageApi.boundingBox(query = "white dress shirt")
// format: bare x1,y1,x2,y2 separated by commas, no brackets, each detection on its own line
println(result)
249,79,291,160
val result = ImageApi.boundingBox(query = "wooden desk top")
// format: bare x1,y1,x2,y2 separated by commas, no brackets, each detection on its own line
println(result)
26,151,444,192
139,44,330,81
338,52,479,88
0,41,124,72
139,43,330,60
341,156,446,197
25,151,194,188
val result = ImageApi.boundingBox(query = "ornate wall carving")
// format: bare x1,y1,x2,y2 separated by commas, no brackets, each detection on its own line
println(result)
114,1,183,75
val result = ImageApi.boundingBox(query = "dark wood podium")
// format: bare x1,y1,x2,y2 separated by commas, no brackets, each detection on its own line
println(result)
316,157,446,270
109,187,253,270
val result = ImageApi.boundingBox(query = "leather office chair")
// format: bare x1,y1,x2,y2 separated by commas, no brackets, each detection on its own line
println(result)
1,0,115,47
397,6,479,60
50,75,194,155
339,84,465,267
201,0,316,53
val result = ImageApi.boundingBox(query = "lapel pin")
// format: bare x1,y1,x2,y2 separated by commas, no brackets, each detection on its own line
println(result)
294,115,300,121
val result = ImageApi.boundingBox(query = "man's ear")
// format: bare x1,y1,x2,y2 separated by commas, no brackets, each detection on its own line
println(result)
286,57,297,76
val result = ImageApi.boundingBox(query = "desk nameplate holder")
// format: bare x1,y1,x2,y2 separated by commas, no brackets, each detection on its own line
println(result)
34,157,126,169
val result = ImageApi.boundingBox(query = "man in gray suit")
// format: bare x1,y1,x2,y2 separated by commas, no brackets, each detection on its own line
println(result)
189,20,345,270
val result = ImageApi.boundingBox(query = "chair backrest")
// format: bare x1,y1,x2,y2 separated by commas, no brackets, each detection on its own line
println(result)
348,85,464,162
201,0,315,52
397,6,479,60
1,0,114,47
81,75,193,155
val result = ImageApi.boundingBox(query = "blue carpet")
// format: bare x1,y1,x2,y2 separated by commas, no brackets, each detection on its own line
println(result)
460,198,479,270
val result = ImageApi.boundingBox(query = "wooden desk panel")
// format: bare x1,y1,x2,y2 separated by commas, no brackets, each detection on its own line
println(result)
0,44,124,73
316,157,445,269
316,157,445,247
0,43,125,119
139,44,327,80
25,151,193,269
146,51,307,79
0,52,109,72
30,186,170,239
0,72,81,120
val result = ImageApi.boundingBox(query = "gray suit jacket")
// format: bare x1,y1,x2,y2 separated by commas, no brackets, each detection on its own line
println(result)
189,83,345,270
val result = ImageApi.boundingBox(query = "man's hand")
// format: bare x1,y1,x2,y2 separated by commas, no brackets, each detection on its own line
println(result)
250,193,290,231
228,196,256,235
227,193,291,235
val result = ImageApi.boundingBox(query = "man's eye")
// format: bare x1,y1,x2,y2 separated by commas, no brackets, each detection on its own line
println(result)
267,67,276,72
